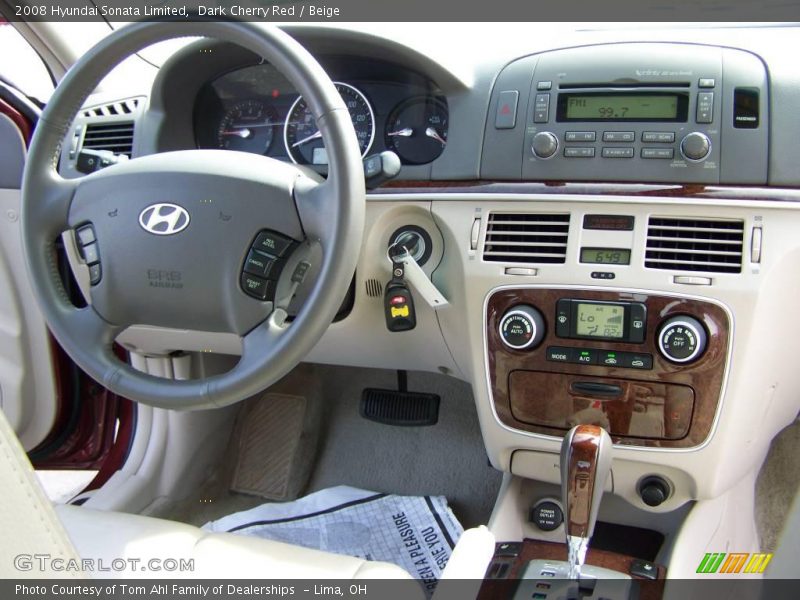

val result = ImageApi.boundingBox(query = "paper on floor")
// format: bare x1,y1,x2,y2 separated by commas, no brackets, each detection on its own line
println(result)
203,485,463,593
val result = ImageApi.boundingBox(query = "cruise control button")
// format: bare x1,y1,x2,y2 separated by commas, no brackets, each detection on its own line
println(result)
546,346,573,363
244,250,280,279
573,348,598,365
240,273,274,301
81,242,100,265
76,225,95,246
253,231,293,257
88,263,102,286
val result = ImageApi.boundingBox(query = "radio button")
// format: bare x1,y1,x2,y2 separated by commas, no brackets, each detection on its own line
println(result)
602,131,634,142
680,132,711,161
696,92,714,124
564,147,595,158
533,93,550,123
698,78,716,88
642,148,675,159
537,81,553,91
602,147,634,158
532,132,559,159
546,346,574,363
565,131,596,142
642,132,675,143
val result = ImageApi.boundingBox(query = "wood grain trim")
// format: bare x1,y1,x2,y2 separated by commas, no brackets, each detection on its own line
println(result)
487,289,729,448
563,425,603,538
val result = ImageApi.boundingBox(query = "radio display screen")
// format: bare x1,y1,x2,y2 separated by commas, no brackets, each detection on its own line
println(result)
557,92,688,122
575,303,625,339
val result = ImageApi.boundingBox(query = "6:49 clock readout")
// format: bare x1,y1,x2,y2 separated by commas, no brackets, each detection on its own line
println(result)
580,248,631,265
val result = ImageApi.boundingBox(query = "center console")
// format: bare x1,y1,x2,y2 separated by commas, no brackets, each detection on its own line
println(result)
486,288,730,448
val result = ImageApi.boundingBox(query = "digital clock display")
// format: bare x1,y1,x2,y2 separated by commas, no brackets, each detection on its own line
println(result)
580,248,631,265
557,93,687,122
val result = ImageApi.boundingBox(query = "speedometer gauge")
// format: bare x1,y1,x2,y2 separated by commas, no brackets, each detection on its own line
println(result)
283,82,374,165
217,100,278,154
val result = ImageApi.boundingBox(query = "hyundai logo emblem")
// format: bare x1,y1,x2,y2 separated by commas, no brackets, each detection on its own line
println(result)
138,203,190,235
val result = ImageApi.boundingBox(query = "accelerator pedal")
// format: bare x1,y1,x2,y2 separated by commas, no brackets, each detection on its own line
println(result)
360,371,440,426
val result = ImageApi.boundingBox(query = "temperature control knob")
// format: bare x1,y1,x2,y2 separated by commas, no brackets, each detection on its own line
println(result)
499,305,546,350
531,132,559,159
658,316,707,364
680,132,711,162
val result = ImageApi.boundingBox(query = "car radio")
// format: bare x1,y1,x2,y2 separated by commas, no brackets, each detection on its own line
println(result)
483,42,769,184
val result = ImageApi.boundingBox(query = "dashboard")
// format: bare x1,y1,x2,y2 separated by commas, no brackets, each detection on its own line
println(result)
60,23,800,547
193,57,448,169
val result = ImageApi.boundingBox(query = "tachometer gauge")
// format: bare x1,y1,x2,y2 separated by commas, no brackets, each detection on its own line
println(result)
385,97,448,165
217,100,278,154
284,82,375,165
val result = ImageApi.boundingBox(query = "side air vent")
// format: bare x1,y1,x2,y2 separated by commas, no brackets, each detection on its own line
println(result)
483,213,570,264
82,98,140,118
645,217,744,274
82,122,134,157
365,279,383,298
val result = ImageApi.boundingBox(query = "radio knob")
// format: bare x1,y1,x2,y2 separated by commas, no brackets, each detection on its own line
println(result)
680,132,711,162
657,316,707,364
499,305,545,350
531,132,559,159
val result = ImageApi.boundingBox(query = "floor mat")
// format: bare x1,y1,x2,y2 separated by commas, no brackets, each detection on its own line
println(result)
231,393,308,500
204,485,463,593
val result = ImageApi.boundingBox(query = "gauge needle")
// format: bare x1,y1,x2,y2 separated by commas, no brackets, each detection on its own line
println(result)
387,128,414,137
232,121,274,129
221,128,252,138
425,127,447,145
291,130,323,147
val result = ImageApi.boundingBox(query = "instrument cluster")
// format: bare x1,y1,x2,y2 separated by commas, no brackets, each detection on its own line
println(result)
194,60,449,168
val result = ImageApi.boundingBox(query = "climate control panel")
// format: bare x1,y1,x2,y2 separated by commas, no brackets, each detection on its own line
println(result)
487,289,729,448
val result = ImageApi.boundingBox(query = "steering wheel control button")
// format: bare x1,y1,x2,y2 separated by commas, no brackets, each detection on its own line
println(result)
499,305,545,350
88,264,102,286
530,501,564,532
76,225,96,246
244,250,280,279
253,230,294,257
241,273,274,301
80,242,100,265
658,316,707,364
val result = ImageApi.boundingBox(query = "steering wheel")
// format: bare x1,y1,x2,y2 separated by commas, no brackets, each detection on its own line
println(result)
20,21,365,410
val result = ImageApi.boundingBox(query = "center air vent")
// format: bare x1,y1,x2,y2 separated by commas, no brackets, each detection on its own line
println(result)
645,217,744,274
82,122,134,157
483,213,570,264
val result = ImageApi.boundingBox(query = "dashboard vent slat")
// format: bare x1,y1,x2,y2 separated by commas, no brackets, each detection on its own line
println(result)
82,122,135,157
483,212,570,264
645,216,744,274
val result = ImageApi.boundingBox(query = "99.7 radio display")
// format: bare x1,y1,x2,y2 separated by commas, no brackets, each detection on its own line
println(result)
558,93,686,122
580,248,631,265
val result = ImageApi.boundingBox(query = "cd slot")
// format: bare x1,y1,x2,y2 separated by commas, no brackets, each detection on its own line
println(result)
558,82,691,89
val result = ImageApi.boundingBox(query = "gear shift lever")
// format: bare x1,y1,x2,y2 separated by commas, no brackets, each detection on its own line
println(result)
560,424,613,580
